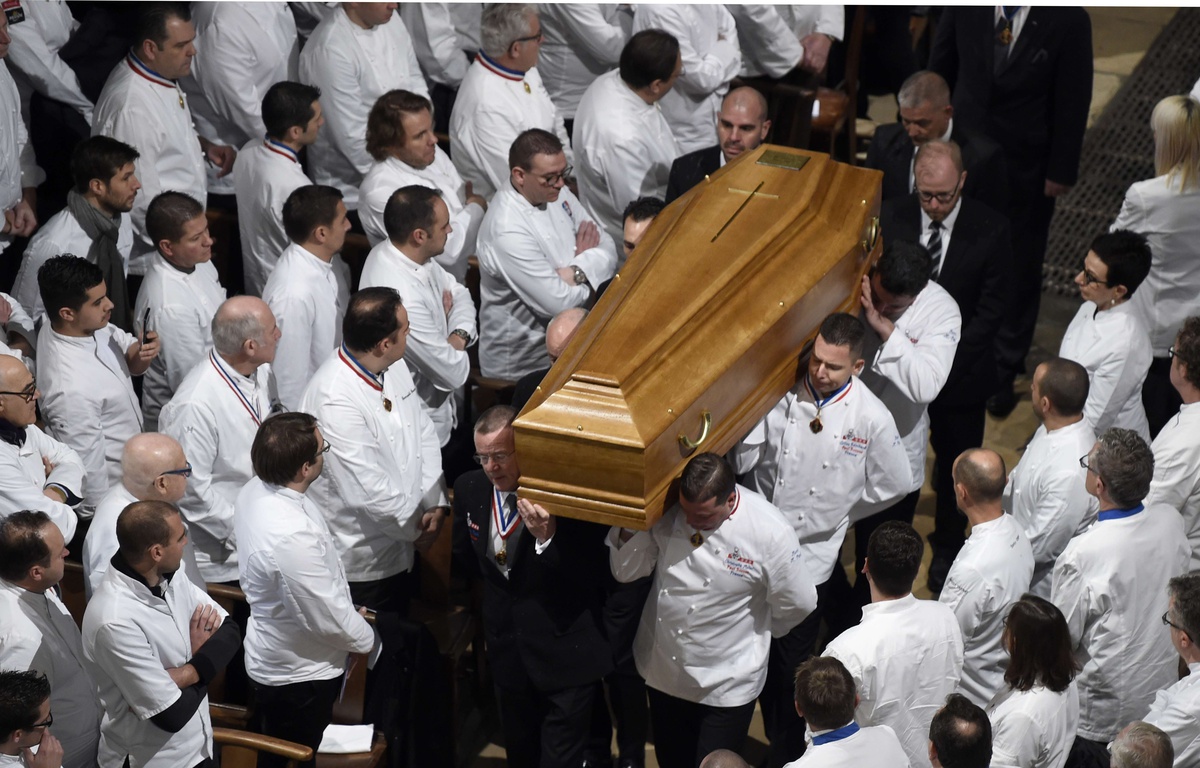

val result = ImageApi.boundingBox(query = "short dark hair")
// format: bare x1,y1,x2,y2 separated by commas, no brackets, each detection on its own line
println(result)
252,412,320,486
1003,594,1079,694
793,657,857,730
1174,317,1200,391
0,511,53,582
818,312,866,360
866,521,923,597
509,128,563,172
135,2,191,50
475,405,517,435
952,448,1007,503
1090,229,1152,298
365,90,433,162
383,185,441,244
930,694,992,768
38,255,104,320
1168,572,1200,642
71,136,140,194
680,452,736,506
1092,427,1154,508
145,191,205,246
262,81,322,139
116,501,179,561
875,240,931,298
343,287,403,354
0,670,50,743
282,185,344,243
619,29,680,89
623,196,666,224
1036,357,1090,416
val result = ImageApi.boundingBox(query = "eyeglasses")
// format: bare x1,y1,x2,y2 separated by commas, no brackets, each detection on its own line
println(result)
1079,266,1111,286
512,30,543,45
539,164,572,186
915,177,962,205
0,379,37,402
28,712,52,730
159,462,193,479
1078,454,1094,472
314,439,332,461
472,452,512,465
1169,345,1176,359
1163,611,1191,639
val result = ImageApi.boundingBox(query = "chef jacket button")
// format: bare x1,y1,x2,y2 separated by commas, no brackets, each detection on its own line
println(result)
809,488,816,495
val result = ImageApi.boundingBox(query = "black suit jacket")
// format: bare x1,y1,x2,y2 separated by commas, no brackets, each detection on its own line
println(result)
451,470,612,691
665,145,722,203
865,122,1010,213
880,195,1013,406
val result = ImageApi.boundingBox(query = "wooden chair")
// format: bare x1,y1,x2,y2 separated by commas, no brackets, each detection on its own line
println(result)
213,727,312,768
808,5,869,163
59,561,88,629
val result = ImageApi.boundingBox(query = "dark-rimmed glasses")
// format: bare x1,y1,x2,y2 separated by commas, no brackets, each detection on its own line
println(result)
915,177,961,205
0,379,37,403
539,164,572,186
1078,454,1093,472
159,462,193,479
28,712,53,730
314,439,332,462
473,452,512,465
1163,611,1191,640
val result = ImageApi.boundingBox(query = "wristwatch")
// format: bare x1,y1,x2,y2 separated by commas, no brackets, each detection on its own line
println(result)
572,265,588,285
450,329,471,344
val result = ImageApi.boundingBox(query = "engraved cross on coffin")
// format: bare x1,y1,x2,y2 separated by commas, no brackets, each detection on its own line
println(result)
513,144,883,530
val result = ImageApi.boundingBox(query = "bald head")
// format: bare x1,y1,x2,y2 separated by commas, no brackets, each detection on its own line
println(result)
952,448,1007,504
915,140,964,177
699,750,752,768
122,433,188,502
211,296,278,365
0,354,26,388
546,307,587,362
0,354,36,428
718,87,771,162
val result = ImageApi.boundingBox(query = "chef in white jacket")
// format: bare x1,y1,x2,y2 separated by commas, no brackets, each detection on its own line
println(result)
1051,428,1190,755
0,15,44,257
3,0,93,126
1145,572,1200,767
399,3,468,95
1003,358,1098,598
728,5,843,80
537,4,630,124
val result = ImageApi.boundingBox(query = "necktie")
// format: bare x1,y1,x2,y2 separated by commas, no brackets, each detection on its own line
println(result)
994,7,1018,76
928,221,944,281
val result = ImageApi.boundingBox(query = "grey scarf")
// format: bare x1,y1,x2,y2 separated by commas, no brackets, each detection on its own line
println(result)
67,190,132,331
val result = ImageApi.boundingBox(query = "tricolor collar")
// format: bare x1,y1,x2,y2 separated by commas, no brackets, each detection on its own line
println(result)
127,51,177,88
802,373,853,407
812,721,860,746
263,137,299,163
210,352,262,426
1098,504,1144,522
476,50,525,82
338,344,383,392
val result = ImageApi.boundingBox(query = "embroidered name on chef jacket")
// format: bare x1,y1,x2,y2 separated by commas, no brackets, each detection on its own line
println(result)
839,428,870,458
723,547,760,581
561,199,575,224
467,517,481,542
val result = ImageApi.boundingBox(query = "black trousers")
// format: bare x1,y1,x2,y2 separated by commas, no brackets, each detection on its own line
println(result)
927,396,987,558
1143,356,1182,440
348,569,414,614
994,187,1057,385
495,680,596,768
588,575,652,762
646,687,755,768
1065,736,1110,768
251,676,342,768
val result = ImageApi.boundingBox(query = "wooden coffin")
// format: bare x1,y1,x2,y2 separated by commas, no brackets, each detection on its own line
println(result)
513,144,882,529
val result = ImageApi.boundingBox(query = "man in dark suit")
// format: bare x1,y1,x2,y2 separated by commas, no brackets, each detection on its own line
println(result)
930,7,1092,418
880,140,1012,590
866,70,1008,213
451,405,613,768
665,86,770,203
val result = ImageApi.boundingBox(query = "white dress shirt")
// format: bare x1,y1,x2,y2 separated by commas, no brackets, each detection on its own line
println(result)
1051,503,1190,741
298,7,428,206
83,565,225,768
0,425,83,543
4,0,93,124
574,69,678,248
631,5,741,155
477,185,616,379
300,348,447,582
609,486,817,707
359,241,476,447
734,374,911,584
987,682,1080,768
134,255,227,431
357,149,486,282
235,477,376,685
0,59,45,256
0,580,101,768
537,4,629,120
859,281,962,490
233,138,313,296
1144,660,1200,768
1059,300,1152,440
1003,419,1098,599
261,243,350,410
1145,402,1200,570
823,594,965,768
785,723,910,768
938,513,1034,707
398,3,468,89
37,325,142,511
449,54,570,199
159,354,279,583
92,53,207,274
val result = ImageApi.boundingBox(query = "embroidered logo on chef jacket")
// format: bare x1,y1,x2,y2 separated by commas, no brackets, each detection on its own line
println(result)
561,200,575,224
3,0,26,25
839,428,869,458
467,517,481,542
723,548,759,580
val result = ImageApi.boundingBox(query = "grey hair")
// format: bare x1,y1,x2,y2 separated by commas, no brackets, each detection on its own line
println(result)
480,3,536,59
211,305,266,357
897,70,951,110
1092,428,1155,509
1110,722,1174,768
1168,572,1200,641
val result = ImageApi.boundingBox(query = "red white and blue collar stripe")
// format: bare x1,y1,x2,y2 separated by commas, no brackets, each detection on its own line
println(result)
338,344,383,392
476,50,525,82
127,51,177,88
492,488,521,541
803,374,853,409
209,352,262,426
1098,504,1144,522
263,137,299,163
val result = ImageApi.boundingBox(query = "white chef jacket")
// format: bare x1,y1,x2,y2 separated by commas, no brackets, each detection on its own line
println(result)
0,59,45,256
574,69,678,248
608,486,817,707
13,204,135,319
449,54,571,199
1145,402,1200,570
987,682,1080,768
4,0,93,124
1113,174,1200,356
937,513,1034,707
83,564,225,768
859,281,961,491
357,149,486,282
299,348,447,582
37,325,142,511
1144,660,1200,768
0,425,82,543
1050,503,1190,741
451,4,482,54
158,353,279,583
399,3,468,89
83,484,205,600
233,138,313,296
235,477,376,685
736,5,844,79
823,594,965,768
631,5,741,155
359,241,475,447
477,185,616,380
734,374,911,584
538,4,629,120
1059,300,1152,440
1003,419,1098,599
298,7,428,206
786,723,910,768
134,255,227,431
0,579,101,768
261,243,350,410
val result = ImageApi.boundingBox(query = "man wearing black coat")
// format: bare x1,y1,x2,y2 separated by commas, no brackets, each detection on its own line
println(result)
665,86,770,203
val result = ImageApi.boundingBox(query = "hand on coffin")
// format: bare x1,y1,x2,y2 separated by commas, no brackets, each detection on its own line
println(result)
516,498,556,544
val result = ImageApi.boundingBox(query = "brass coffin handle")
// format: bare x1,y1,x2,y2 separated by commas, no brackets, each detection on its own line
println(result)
678,410,713,454
861,215,881,255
